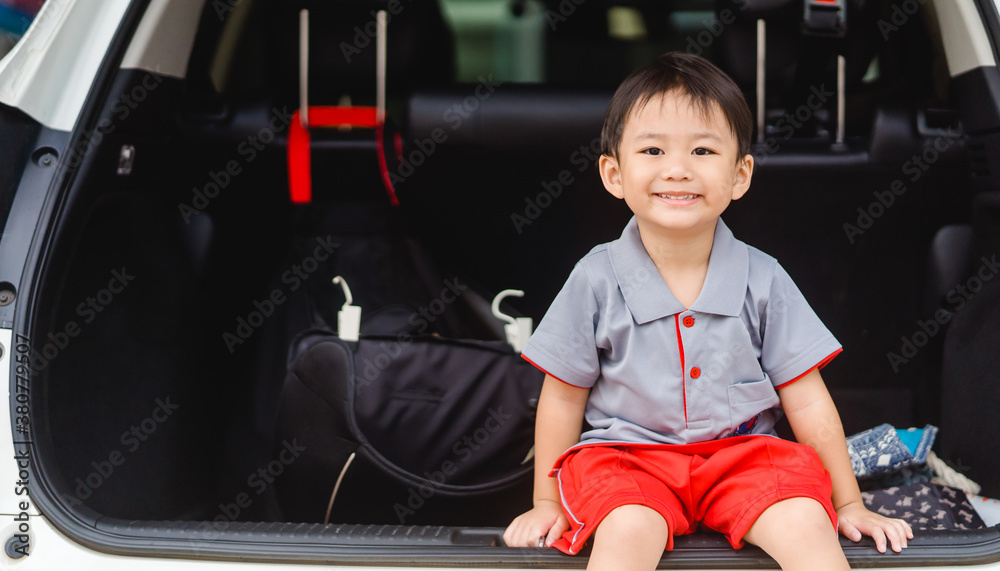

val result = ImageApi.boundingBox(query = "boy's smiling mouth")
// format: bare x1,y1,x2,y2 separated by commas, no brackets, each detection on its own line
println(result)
654,192,701,201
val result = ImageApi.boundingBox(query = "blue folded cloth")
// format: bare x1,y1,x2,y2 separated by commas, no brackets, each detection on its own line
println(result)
847,424,938,479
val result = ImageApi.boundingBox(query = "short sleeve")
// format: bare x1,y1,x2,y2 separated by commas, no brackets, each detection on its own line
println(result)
760,263,843,387
521,263,601,388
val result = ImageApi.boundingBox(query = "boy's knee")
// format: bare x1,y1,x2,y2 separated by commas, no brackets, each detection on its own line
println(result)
761,497,834,538
597,504,670,543
746,498,846,568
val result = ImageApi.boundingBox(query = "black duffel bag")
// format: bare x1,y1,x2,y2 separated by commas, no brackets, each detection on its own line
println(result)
273,329,543,525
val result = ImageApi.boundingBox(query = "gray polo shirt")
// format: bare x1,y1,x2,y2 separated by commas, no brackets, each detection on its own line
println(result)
522,216,842,446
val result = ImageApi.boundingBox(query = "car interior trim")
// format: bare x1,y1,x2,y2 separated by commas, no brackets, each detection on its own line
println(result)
120,0,206,80
0,0,131,132
935,0,997,76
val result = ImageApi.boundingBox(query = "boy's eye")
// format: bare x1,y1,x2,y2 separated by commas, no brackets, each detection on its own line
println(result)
693,148,716,156
641,148,663,156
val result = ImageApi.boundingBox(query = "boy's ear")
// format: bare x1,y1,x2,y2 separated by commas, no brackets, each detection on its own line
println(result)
599,154,624,199
731,154,754,200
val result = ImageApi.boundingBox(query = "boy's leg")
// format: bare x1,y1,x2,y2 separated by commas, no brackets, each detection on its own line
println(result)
742,498,849,571
587,504,670,571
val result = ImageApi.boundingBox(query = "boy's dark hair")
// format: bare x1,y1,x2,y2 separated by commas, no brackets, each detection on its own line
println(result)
600,52,752,161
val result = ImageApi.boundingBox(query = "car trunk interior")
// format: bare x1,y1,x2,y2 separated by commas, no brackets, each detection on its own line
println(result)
20,0,1000,565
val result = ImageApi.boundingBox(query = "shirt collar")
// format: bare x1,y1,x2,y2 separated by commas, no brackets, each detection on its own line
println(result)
608,216,749,324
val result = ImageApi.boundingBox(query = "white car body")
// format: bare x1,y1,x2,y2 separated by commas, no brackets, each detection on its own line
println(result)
3,0,1000,568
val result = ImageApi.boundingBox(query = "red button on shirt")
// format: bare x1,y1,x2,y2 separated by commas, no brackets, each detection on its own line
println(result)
683,316,695,327
690,367,701,378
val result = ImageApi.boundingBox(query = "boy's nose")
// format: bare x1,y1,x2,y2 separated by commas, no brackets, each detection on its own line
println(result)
659,156,693,180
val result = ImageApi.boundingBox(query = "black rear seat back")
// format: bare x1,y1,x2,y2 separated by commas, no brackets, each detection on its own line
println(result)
708,0,970,421
907,224,974,426
940,193,1000,496
398,85,629,319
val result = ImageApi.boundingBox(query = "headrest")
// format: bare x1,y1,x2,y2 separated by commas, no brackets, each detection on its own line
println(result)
265,0,454,104
725,0,797,18
407,87,612,152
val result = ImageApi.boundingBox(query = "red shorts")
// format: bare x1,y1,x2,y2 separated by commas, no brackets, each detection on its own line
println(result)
550,435,837,555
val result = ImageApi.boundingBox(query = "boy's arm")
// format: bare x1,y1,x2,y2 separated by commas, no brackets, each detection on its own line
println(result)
779,369,914,553
503,373,589,548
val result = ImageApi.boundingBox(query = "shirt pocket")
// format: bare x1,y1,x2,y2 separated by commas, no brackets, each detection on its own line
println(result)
727,378,780,430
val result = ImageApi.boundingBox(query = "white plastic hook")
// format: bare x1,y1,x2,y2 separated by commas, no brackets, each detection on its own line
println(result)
492,289,533,352
491,289,521,325
332,276,361,341
333,276,353,306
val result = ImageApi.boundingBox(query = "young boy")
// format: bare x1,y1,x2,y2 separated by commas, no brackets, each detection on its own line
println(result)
502,53,913,570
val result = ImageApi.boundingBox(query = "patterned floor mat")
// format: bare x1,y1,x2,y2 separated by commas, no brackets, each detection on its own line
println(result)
862,482,986,531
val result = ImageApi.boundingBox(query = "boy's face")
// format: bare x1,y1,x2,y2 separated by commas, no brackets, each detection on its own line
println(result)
599,90,753,239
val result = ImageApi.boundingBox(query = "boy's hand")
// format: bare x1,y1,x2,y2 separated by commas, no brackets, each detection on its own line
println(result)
837,500,914,553
503,499,568,548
